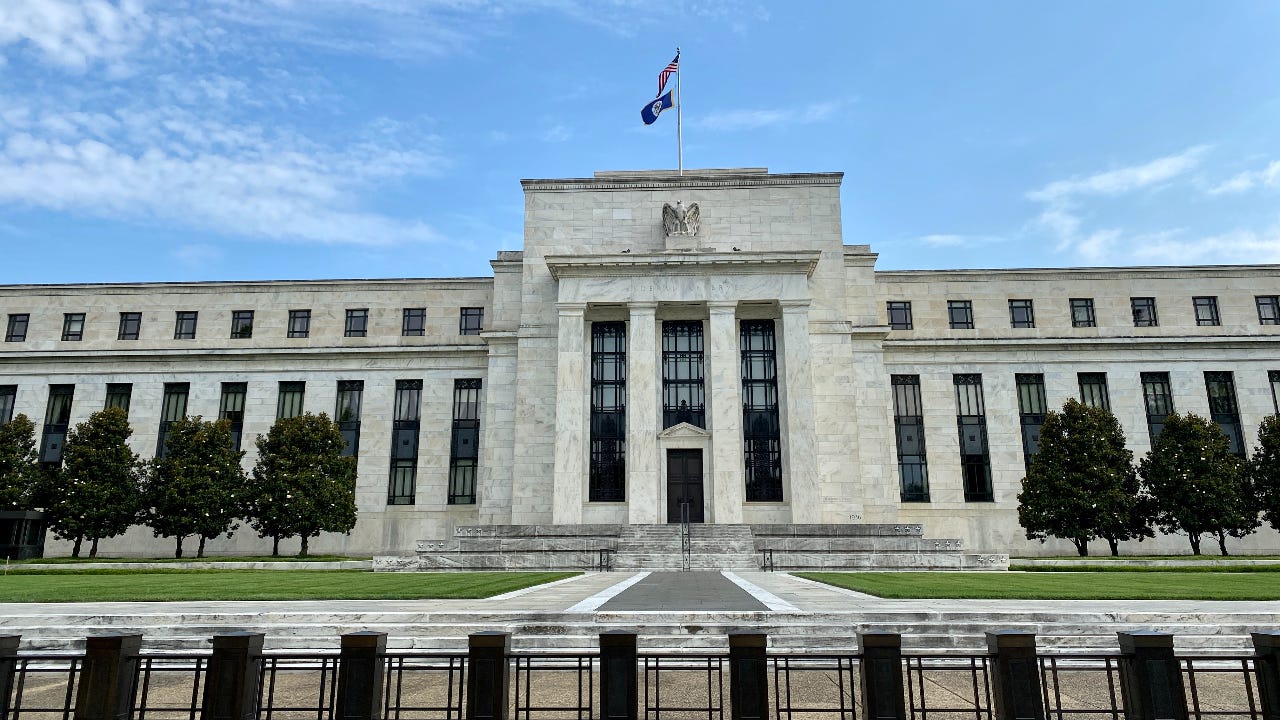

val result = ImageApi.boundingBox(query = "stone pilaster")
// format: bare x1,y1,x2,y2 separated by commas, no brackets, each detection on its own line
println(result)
781,300,820,522
552,303,588,524
707,301,744,523
626,302,660,524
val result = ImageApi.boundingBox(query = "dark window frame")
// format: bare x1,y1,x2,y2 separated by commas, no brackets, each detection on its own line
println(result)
41,384,75,465
402,308,427,337
5,314,28,342
0,385,15,425
662,320,706,429
459,307,484,335
219,382,247,451
174,311,198,340
287,310,311,338
891,375,929,502
1070,298,1096,328
104,383,132,416
276,381,305,420
61,313,85,342
1008,300,1035,329
156,382,189,458
1131,297,1158,327
1192,296,1220,327
954,374,992,502
742,320,783,502
344,309,369,338
1271,370,1280,415
336,380,363,458
1016,374,1047,471
947,300,974,330
886,301,913,331
1078,372,1111,411
1205,371,1245,457
230,310,254,339
1257,296,1280,326
590,322,626,502
1141,372,1174,446
118,312,142,340
448,379,483,505
388,379,422,505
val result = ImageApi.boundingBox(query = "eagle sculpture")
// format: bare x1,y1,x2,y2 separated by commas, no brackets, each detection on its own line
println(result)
662,200,700,236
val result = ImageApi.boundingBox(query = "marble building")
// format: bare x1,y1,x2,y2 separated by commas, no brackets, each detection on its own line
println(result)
3,167,1279,558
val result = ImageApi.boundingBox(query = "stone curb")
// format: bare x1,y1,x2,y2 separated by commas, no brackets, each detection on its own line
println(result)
14,560,374,571
1012,558,1280,568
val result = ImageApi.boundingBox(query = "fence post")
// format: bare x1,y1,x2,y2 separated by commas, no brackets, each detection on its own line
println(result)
728,632,768,720
335,631,387,720
1254,632,1280,720
73,633,142,720
0,635,19,720
600,631,637,720
859,632,906,720
1116,632,1187,720
201,632,263,720
466,631,510,720
986,631,1044,720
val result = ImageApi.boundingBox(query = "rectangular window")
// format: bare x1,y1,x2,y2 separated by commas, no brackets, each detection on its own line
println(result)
118,312,141,340
459,307,484,335
954,374,992,502
401,308,426,336
40,384,75,464
1078,372,1111,411
1193,296,1220,327
1257,296,1280,326
288,310,311,338
1205,371,1245,456
742,320,782,502
1016,374,1047,471
344,309,368,338
663,320,706,429
174,311,198,339
590,322,626,502
1141,372,1174,445
104,383,132,416
947,300,974,329
156,382,189,458
1131,297,1158,327
336,380,363,457
0,386,16,425
276,381,305,420
219,382,247,451
5,314,28,342
388,379,422,505
1008,300,1035,329
230,310,254,339
448,379,482,505
1070,298,1096,328
1271,370,1280,415
886,301,913,330
891,375,928,502
61,313,85,341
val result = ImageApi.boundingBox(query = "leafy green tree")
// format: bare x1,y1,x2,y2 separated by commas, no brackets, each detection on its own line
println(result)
143,416,247,558
1139,412,1260,555
0,415,40,510
249,413,357,557
40,408,144,557
1251,414,1280,533
1017,399,1151,556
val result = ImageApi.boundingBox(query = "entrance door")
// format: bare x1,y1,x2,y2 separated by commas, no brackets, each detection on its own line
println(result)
666,449,705,523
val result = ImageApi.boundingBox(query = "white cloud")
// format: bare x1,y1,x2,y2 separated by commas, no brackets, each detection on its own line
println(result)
919,234,1005,248
696,100,851,132
1130,226,1280,265
1208,160,1280,195
1026,145,1209,203
0,0,154,71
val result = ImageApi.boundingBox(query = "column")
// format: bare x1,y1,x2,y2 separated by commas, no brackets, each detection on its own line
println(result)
626,302,660,524
708,302,744,523
780,300,820,523
552,303,588,525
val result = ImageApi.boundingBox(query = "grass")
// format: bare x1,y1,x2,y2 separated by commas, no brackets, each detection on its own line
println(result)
17,555,367,564
797,571,1280,601
0,570,578,602
1013,554,1280,560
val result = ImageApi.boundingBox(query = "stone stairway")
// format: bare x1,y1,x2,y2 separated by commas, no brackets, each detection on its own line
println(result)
613,525,759,571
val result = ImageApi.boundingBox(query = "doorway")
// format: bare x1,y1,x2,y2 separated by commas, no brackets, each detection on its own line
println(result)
666,449,705,523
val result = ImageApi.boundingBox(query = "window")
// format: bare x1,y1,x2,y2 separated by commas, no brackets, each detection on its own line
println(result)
230,310,254,339
388,380,422,505
1257,296,1280,326
742,320,782,501
891,375,928,502
886,301,913,330
0,386,15,425
1141,372,1174,445
1016,374,1047,471
590,322,626,502
118,312,141,340
219,382,247,451
1204,371,1245,456
448,379,482,505
344,309,369,338
662,321,706,429
61,313,85,341
174,311,198,339
1131,297,1158,327
288,310,311,338
1008,300,1035,329
40,384,75,464
954,374,992,502
947,300,974,329
156,383,189,458
6,314,29,342
402,308,426,337
1078,372,1111,411
1070,298,1096,328
104,383,132,416
276,381,305,420
1192,297,1220,327
1271,370,1280,415
336,380,363,457
459,307,484,335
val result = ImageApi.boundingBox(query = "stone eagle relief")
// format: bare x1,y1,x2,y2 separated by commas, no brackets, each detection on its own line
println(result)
662,200,700,236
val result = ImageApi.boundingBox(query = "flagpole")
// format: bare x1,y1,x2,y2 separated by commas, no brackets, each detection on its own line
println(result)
676,47,683,176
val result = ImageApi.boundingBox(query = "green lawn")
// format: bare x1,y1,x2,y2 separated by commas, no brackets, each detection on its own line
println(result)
18,555,367,564
797,571,1280,601
0,570,578,602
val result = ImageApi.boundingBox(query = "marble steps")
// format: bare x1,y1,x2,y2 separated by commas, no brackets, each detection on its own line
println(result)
612,553,759,571
612,525,758,570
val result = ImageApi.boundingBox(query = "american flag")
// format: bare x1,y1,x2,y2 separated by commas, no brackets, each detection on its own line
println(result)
658,52,679,95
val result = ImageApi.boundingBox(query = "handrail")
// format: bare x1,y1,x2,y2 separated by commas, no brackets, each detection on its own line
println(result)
679,502,691,571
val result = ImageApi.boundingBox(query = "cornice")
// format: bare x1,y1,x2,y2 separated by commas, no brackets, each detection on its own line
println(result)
883,334,1280,353
544,251,822,280
0,277,494,295
522,171,843,193
875,264,1280,283
0,344,488,364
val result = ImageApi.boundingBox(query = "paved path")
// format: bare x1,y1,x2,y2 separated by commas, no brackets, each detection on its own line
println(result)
595,572,768,612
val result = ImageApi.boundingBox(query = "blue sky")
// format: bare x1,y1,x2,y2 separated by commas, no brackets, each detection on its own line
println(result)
1,1,1279,284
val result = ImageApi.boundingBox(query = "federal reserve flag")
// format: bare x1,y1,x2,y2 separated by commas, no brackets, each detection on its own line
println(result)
641,91,673,125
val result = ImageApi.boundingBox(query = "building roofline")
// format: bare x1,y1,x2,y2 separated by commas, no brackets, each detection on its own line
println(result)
521,169,844,192
0,276,494,292
876,263,1280,280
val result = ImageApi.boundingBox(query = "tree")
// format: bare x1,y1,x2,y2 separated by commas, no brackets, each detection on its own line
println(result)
0,415,40,510
249,413,357,557
1251,414,1280,533
143,416,247,558
40,408,144,557
1139,412,1260,555
1017,399,1151,556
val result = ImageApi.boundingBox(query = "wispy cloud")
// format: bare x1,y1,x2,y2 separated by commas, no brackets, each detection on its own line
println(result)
918,234,1006,248
696,100,850,132
1131,226,1280,265
0,0,154,71
1208,160,1280,195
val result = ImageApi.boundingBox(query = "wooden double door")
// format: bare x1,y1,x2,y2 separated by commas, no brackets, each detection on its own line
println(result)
666,449,705,523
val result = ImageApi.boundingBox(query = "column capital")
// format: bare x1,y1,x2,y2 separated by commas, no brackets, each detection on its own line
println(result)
628,301,659,313
779,299,812,312
555,302,588,315
707,300,738,313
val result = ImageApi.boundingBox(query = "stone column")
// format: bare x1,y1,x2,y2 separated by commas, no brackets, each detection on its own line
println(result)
552,303,588,525
626,302,660,524
780,300,819,523
708,302,744,523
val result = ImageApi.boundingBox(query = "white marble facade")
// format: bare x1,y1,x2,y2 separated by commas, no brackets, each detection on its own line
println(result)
3,168,1280,556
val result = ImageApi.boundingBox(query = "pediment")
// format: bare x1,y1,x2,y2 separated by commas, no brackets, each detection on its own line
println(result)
658,422,710,439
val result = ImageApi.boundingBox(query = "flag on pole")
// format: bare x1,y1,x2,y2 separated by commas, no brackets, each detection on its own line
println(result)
641,91,674,125
658,52,680,95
